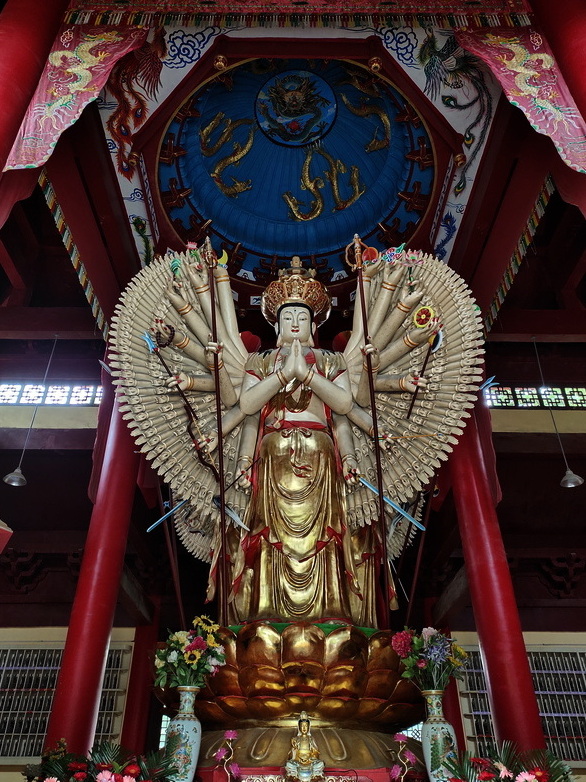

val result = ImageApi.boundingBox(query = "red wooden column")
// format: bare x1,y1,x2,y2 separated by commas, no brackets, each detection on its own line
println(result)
120,597,161,753
529,0,586,121
0,0,70,172
45,396,139,754
449,411,545,751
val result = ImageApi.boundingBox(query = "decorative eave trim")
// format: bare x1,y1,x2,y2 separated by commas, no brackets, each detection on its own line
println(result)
39,170,109,339
64,9,533,28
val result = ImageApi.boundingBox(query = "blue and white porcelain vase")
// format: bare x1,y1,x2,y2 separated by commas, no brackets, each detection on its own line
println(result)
420,689,458,782
166,686,201,782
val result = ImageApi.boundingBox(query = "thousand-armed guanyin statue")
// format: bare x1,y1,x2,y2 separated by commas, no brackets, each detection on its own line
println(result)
109,237,483,631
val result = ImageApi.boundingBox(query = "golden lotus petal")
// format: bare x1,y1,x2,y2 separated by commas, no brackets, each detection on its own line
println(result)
282,622,326,664
322,663,367,697
239,664,285,696
236,622,281,667
324,626,369,667
317,696,360,720
282,660,325,693
247,696,290,719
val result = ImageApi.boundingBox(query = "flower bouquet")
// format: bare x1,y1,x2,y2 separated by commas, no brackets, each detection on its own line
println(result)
443,741,575,782
25,738,179,782
391,627,468,691
154,615,226,689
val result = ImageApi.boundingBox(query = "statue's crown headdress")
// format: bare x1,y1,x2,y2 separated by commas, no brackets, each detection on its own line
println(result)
261,256,331,326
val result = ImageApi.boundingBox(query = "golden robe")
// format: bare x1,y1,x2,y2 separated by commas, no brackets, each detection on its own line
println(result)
229,350,377,627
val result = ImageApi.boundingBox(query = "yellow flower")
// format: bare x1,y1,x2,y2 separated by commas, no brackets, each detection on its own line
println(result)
154,656,165,669
194,615,219,632
452,644,468,659
184,649,202,665
207,633,220,648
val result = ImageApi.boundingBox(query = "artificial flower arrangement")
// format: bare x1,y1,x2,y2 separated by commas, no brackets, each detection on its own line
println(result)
213,730,240,780
389,732,423,781
443,741,575,782
391,627,468,691
154,615,226,689
22,737,179,782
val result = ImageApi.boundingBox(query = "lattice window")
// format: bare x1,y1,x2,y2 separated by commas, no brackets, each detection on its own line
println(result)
0,645,130,761
483,386,586,410
459,648,586,763
0,383,102,406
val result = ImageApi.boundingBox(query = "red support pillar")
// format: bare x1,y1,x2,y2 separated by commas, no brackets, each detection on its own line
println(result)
120,598,161,753
45,396,139,754
449,411,545,751
0,0,70,173
529,0,586,122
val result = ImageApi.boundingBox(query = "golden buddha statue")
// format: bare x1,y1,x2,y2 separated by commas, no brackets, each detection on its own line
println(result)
285,712,325,782
110,243,484,630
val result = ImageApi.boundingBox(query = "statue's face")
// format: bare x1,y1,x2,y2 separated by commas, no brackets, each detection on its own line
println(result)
278,306,312,344
299,720,309,734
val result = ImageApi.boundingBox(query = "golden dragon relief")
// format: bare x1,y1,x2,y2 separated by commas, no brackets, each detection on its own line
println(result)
201,111,256,198
283,148,365,221
341,93,391,153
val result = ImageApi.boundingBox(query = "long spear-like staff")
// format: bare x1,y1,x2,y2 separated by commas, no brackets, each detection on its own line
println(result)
345,233,391,629
197,238,230,627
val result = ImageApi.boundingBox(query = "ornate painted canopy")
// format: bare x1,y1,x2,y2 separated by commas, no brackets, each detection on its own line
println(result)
157,58,435,283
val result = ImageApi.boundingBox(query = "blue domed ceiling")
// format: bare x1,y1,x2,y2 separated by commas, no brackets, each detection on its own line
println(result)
158,58,435,282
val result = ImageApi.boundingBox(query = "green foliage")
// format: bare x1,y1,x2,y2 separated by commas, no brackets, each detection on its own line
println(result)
443,741,576,782
30,737,179,782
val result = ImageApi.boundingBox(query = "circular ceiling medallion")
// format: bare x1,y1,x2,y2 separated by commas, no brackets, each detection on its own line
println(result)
256,70,337,147
158,59,435,283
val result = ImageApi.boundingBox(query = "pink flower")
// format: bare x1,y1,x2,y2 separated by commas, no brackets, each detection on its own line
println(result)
516,774,536,782
224,730,238,740
416,659,428,668
494,763,513,780
97,773,114,782
527,769,549,782
421,627,438,643
393,733,408,742
228,762,241,778
404,749,417,765
214,747,228,761
45,778,60,782
123,777,136,782
186,635,207,652
391,630,413,658
390,764,401,780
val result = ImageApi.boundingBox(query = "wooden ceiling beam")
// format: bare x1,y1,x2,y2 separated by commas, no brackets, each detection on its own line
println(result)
486,308,586,341
0,305,99,339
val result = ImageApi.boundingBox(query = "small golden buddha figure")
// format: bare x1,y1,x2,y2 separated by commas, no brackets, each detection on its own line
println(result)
285,712,325,782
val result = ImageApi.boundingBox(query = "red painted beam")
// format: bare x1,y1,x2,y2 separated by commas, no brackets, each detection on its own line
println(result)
45,136,125,323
